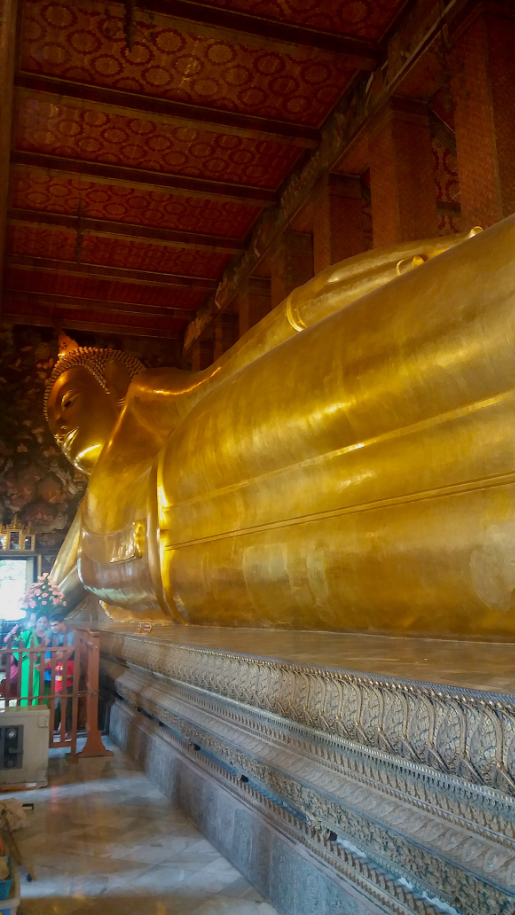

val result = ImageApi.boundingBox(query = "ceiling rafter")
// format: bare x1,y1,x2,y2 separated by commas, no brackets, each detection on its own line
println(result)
15,75,320,148
3,0,410,346
10,209,245,253
0,0,19,316
3,290,194,320
6,255,218,289
136,0,379,65
2,311,182,338
11,152,277,207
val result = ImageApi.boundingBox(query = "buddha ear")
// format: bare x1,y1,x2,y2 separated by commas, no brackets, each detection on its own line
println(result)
104,358,132,404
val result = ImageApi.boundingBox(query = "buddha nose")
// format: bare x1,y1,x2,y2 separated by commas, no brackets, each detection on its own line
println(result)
55,412,68,434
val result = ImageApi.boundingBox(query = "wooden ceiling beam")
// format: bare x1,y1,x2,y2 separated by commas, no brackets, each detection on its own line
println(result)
1,311,181,339
0,0,19,315
3,290,194,320
11,151,277,206
143,0,379,66
10,208,245,252
6,255,218,289
15,74,320,148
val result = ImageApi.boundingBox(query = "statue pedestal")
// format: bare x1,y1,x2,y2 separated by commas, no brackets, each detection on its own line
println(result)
99,625,515,915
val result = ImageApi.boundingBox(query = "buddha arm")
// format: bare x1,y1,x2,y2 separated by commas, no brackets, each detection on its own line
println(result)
51,508,86,612
77,407,183,620
124,230,480,443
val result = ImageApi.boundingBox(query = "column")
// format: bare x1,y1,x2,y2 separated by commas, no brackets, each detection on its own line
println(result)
369,96,439,248
452,9,515,228
270,229,314,309
238,278,272,337
190,335,214,372
313,174,366,273
213,312,239,361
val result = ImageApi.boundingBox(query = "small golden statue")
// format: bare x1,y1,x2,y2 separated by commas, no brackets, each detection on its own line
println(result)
46,218,515,637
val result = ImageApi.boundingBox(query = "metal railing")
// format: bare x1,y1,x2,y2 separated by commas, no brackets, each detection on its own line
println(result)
0,627,112,761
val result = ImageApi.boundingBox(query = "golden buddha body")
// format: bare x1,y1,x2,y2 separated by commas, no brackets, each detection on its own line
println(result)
48,216,515,637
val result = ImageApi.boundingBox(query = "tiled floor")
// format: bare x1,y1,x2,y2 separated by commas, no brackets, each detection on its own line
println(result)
13,740,279,915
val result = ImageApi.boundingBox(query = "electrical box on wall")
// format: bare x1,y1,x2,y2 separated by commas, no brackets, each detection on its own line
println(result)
0,708,49,788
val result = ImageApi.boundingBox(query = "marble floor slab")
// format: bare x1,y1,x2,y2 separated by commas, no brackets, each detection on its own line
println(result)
13,740,279,915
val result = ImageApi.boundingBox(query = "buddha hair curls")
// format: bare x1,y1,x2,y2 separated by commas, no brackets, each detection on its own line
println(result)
44,347,145,421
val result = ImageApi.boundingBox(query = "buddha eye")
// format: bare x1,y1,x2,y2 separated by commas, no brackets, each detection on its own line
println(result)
61,391,79,410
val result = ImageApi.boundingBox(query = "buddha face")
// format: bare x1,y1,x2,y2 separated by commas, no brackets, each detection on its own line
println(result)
46,366,121,475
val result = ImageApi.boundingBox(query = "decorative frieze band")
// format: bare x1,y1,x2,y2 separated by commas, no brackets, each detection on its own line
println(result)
100,631,515,798
110,700,451,915
103,658,515,915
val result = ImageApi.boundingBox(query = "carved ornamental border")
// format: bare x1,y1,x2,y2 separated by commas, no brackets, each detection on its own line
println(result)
103,658,515,915
100,631,515,797
111,700,449,915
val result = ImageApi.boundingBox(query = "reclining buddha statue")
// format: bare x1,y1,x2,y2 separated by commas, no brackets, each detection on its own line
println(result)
47,215,515,637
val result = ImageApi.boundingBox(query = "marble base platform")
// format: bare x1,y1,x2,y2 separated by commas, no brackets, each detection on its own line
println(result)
98,625,515,915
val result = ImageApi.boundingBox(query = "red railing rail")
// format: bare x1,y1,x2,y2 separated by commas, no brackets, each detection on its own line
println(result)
0,627,112,761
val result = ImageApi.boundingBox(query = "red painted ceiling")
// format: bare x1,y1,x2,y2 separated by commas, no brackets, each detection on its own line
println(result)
192,0,406,40
3,0,408,340
15,97,301,186
11,169,261,237
21,1,355,125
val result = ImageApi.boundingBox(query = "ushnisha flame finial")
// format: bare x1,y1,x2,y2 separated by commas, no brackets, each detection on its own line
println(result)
58,332,80,359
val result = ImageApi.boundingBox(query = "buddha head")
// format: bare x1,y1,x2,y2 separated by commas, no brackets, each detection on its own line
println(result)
44,347,144,475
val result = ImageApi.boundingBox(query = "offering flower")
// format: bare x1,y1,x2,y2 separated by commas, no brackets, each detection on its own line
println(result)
20,575,67,617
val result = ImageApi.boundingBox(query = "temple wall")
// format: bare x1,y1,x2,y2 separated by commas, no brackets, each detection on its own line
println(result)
187,5,515,366
0,325,86,562
0,324,177,552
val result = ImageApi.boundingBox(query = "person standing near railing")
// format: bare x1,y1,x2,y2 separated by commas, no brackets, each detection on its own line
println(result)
3,611,37,646
17,613,49,706
2,611,37,700
46,615,75,736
